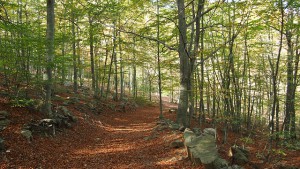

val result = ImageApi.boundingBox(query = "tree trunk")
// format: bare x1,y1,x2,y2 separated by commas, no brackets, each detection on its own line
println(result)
157,0,163,118
45,0,55,117
113,23,118,101
176,0,189,127
71,3,78,93
101,41,109,98
89,14,95,92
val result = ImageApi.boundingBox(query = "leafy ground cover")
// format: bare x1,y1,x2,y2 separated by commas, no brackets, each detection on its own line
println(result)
0,87,299,168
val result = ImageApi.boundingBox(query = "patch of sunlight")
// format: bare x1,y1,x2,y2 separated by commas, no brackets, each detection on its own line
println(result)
113,117,128,122
155,156,180,166
73,143,135,156
102,126,152,133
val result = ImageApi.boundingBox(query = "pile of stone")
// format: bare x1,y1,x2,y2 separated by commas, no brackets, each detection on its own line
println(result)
183,128,247,169
21,106,77,141
156,118,185,132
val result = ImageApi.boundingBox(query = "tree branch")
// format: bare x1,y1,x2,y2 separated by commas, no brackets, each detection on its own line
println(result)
187,0,225,27
119,29,177,51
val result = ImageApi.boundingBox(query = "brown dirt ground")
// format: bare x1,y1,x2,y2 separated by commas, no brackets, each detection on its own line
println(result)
0,90,299,169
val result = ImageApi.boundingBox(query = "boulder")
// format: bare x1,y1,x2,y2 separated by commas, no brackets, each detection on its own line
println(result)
179,126,186,132
21,129,33,142
213,158,229,169
184,128,219,167
204,128,216,137
170,140,184,148
221,165,244,169
57,106,77,122
192,128,202,136
231,146,249,165
169,122,180,130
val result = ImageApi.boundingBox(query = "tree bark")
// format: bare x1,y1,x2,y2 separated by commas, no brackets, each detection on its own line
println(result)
176,0,189,127
45,0,55,117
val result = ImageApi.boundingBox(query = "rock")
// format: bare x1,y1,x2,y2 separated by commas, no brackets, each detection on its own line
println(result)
231,146,249,165
203,128,216,137
192,128,202,136
156,125,168,131
168,108,177,113
183,128,196,146
213,158,228,169
144,132,157,141
63,101,69,106
184,128,219,167
224,165,244,169
0,111,9,117
0,119,10,129
65,122,72,128
170,140,184,148
59,106,70,115
57,106,77,123
179,126,186,132
69,115,77,122
21,129,33,142
0,138,5,151
278,164,300,169
170,123,180,130
69,97,80,104
144,136,151,141
0,119,10,125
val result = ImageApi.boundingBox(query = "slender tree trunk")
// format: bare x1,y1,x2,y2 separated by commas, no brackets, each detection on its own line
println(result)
268,0,284,147
101,41,109,98
89,14,95,92
45,0,55,117
113,23,118,101
132,37,137,98
290,34,300,139
71,3,78,93
77,18,82,87
284,30,293,138
157,0,163,118
106,39,115,99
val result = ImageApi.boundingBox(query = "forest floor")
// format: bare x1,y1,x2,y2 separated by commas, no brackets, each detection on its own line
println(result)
0,85,300,168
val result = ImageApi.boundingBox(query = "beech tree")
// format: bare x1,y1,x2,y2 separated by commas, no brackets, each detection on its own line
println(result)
45,0,55,117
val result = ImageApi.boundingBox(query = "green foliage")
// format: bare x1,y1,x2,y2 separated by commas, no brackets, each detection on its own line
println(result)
272,148,287,157
10,98,35,108
240,137,253,144
132,96,155,107
281,141,300,151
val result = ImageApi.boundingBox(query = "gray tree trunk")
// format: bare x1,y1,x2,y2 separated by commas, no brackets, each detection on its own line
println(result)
71,3,78,93
45,0,55,117
176,0,189,127
89,14,95,92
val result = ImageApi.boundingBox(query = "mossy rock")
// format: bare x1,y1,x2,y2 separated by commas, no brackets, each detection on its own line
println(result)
213,157,228,169
0,111,9,117
170,140,184,148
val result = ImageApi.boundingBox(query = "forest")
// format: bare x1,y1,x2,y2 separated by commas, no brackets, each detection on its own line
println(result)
0,0,300,168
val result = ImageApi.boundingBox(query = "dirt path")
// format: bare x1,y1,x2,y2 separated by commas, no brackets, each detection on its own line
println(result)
1,103,193,169
73,106,175,169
